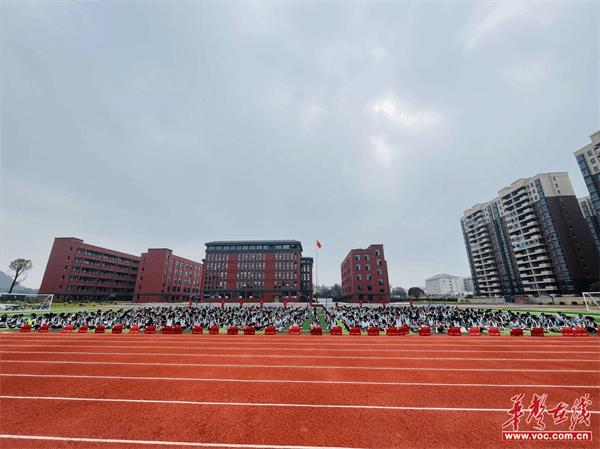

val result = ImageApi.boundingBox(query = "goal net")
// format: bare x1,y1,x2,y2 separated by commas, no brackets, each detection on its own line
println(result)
0,293,54,311
582,292,600,312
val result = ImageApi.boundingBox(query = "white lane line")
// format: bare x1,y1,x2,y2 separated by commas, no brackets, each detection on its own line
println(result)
1,359,598,373
2,373,598,389
1,343,597,354
5,395,600,413
1,350,597,362
0,434,365,449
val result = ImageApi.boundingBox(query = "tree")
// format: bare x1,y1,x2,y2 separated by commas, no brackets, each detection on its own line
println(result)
330,283,342,299
8,259,33,294
391,286,407,298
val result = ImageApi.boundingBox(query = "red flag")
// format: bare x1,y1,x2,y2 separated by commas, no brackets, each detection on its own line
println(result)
316,240,322,249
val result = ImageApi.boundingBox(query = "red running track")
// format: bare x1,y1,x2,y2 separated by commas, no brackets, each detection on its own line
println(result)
1,333,599,449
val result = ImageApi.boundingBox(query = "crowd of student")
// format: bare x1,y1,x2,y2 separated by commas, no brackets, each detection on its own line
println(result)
327,305,599,333
0,303,597,334
0,304,309,331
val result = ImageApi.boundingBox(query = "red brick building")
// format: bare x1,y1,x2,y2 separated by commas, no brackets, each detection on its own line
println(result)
341,244,390,302
134,248,203,302
202,240,313,302
39,237,140,301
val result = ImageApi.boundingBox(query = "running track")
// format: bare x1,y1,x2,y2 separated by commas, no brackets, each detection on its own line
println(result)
0,333,598,449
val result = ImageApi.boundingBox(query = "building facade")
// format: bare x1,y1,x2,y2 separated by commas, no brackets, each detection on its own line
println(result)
579,196,600,253
574,130,600,220
461,173,600,297
425,274,467,296
463,277,474,294
341,244,390,302
39,237,140,301
201,240,313,302
133,248,203,302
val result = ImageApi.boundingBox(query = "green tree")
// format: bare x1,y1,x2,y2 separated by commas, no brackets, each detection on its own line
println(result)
8,259,33,294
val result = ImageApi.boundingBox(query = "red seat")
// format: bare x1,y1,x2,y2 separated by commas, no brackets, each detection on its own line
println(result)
530,327,544,337
191,325,203,334
574,327,589,337
349,327,362,336
112,324,123,334
129,325,140,334
61,324,74,333
209,325,220,335
264,325,277,335
161,325,173,335
244,326,255,335
144,325,156,334
418,326,431,336
329,326,342,335
448,326,462,336
20,324,32,333
38,324,50,333
173,325,183,334
288,325,301,335
310,327,323,335
386,326,398,336
367,326,380,336
468,327,481,336
397,325,410,336
560,327,574,336
227,326,239,335
77,325,89,333
510,328,523,336
487,327,501,336
95,325,106,333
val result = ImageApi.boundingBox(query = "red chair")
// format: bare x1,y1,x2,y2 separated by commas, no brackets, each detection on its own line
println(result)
288,325,301,335
191,325,203,334
173,325,183,334
209,325,220,335
510,328,524,336
77,325,89,333
20,323,32,333
244,326,255,335
61,324,74,333
38,324,50,333
112,324,123,334
227,326,239,335
349,327,362,336
329,326,342,335
264,325,277,335
561,327,574,336
367,326,380,336
386,326,398,336
129,325,140,334
574,327,589,337
418,326,431,336
95,325,106,333
448,326,462,336
530,327,545,337
487,327,501,336
161,325,173,334
144,325,156,334
468,327,481,336
398,325,410,336
310,327,323,335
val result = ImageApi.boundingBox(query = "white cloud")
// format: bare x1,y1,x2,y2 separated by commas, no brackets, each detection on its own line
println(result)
369,135,394,167
301,103,325,129
504,60,551,87
369,94,443,129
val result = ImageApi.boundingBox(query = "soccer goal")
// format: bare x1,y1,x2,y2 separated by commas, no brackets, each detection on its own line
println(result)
582,292,600,312
0,293,54,311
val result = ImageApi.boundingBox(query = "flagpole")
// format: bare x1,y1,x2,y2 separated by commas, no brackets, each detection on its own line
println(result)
315,240,318,302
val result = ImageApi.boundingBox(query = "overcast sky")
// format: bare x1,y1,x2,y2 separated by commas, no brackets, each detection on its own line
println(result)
1,1,598,290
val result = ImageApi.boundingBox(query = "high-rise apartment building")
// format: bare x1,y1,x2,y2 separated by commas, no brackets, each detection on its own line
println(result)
201,240,312,302
574,130,600,218
461,173,599,297
579,196,600,253
341,244,390,302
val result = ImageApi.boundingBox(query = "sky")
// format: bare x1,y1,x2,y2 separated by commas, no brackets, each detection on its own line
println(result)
1,1,598,290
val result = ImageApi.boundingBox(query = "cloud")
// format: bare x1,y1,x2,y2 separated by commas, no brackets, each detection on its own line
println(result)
369,94,443,130
504,60,551,87
369,135,394,167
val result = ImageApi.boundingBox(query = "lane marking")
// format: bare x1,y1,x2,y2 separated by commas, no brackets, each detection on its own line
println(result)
4,395,600,413
2,373,598,389
0,434,366,449
1,350,597,362
1,343,597,354
2,359,598,373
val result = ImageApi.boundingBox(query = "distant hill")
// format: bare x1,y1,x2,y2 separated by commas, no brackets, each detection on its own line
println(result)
0,271,38,294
